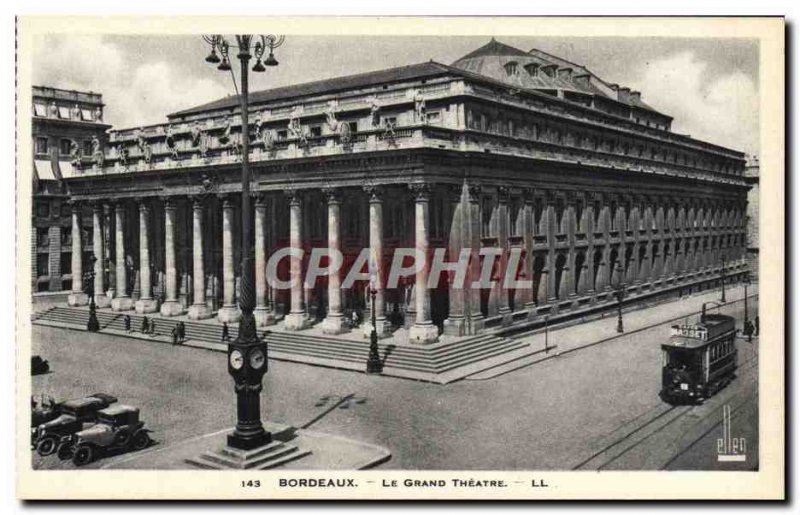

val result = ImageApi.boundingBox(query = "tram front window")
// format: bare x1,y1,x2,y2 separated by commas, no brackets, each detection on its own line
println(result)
666,349,699,371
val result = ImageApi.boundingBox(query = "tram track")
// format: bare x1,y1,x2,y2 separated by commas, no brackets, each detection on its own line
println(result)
572,349,759,471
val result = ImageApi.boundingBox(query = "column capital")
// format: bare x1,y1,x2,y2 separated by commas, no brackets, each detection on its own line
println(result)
496,185,510,204
254,192,268,208
69,200,81,213
162,197,177,210
445,184,462,203
409,182,431,201
363,184,383,203
521,188,535,204
323,186,342,204
285,189,302,206
466,183,481,203
138,199,150,213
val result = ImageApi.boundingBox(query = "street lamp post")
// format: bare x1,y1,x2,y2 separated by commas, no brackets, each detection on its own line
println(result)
203,34,284,451
720,256,727,304
366,288,383,373
85,254,100,332
743,272,751,341
544,315,550,353
615,262,627,333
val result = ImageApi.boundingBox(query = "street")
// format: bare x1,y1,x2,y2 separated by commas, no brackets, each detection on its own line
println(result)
30,294,758,471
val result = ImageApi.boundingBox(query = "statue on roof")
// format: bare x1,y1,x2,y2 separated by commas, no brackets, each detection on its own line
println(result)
91,136,104,167
288,108,307,147
370,98,381,127
69,139,81,167
48,101,58,118
325,101,339,132
190,121,202,148
414,90,426,124
70,104,81,121
118,144,128,168
218,116,232,146
165,124,179,160
94,106,103,122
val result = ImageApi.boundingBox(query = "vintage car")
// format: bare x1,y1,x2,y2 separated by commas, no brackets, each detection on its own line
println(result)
60,405,151,466
32,393,119,456
31,355,50,375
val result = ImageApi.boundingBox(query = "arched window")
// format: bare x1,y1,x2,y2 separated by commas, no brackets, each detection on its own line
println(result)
524,63,539,77
504,61,519,76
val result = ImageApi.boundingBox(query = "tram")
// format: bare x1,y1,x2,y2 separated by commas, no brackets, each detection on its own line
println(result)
659,312,737,404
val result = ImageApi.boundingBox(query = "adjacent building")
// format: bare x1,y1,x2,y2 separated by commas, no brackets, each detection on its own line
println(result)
51,39,751,342
31,86,110,294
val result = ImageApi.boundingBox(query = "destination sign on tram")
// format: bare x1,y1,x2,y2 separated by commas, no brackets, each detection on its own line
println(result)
670,325,708,340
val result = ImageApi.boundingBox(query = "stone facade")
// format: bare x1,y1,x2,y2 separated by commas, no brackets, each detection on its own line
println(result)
55,40,751,343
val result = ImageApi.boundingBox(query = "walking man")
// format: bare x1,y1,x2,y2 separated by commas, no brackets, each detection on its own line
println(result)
754,315,760,336
124,315,131,333
149,320,156,337
178,322,186,343
171,326,178,346
221,322,230,343
141,316,149,334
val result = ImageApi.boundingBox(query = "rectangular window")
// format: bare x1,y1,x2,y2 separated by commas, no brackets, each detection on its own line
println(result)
37,254,49,277
309,125,322,138
347,121,358,134
37,227,49,246
276,130,288,141
61,227,72,245
61,253,72,275
33,103,47,117
83,140,93,156
36,202,50,218
58,106,70,119
35,137,48,155
426,111,441,125
60,139,72,155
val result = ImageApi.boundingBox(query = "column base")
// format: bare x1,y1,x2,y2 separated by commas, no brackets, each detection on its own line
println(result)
321,314,348,335
284,312,309,331
135,298,159,314
408,322,439,344
188,303,213,320
362,317,390,339
111,296,134,312
160,300,184,317
95,294,111,309
218,305,242,323
442,316,466,336
67,292,89,307
254,308,277,327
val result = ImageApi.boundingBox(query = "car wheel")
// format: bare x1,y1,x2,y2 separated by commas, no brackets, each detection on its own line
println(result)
72,444,94,467
131,431,150,451
56,443,73,460
36,436,57,456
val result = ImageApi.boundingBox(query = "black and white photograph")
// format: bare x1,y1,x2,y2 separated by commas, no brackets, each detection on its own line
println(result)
14,15,784,500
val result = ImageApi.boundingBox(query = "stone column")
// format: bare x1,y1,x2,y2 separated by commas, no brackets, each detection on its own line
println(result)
110,202,133,311
321,188,347,334
67,202,88,306
93,203,110,308
465,184,485,332
135,200,158,313
519,190,535,309
103,203,115,299
545,193,558,302
443,183,467,336
284,191,309,330
408,183,439,343
218,196,241,322
254,195,276,326
494,187,512,323
160,198,183,316
188,198,211,319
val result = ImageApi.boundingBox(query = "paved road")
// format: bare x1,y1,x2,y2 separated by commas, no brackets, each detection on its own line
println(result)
30,296,758,470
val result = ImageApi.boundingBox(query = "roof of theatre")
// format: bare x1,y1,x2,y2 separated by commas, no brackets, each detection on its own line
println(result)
169,39,665,119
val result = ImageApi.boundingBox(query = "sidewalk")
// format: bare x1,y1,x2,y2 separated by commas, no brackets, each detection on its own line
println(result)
466,285,757,380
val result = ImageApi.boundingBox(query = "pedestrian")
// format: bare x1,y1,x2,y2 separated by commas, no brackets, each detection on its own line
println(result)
221,322,230,342
141,316,149,334
124,315,131,333
149,320,156,337
745,320,754,342
178,322,186,343
171,326,178,346
754,315,759,336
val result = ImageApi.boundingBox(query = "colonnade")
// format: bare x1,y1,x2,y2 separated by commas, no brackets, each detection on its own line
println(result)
67,183,748,343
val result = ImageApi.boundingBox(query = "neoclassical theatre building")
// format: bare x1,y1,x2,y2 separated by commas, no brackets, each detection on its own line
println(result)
47,39,750,344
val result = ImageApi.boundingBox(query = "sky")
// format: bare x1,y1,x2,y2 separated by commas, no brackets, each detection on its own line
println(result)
32,35,759,155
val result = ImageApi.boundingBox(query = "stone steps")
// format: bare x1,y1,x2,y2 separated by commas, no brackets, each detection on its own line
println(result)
33,307,531,384
185,441,311,470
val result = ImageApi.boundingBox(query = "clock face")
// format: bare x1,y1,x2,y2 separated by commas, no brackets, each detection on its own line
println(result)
229,349,244,370
249,348,266,370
